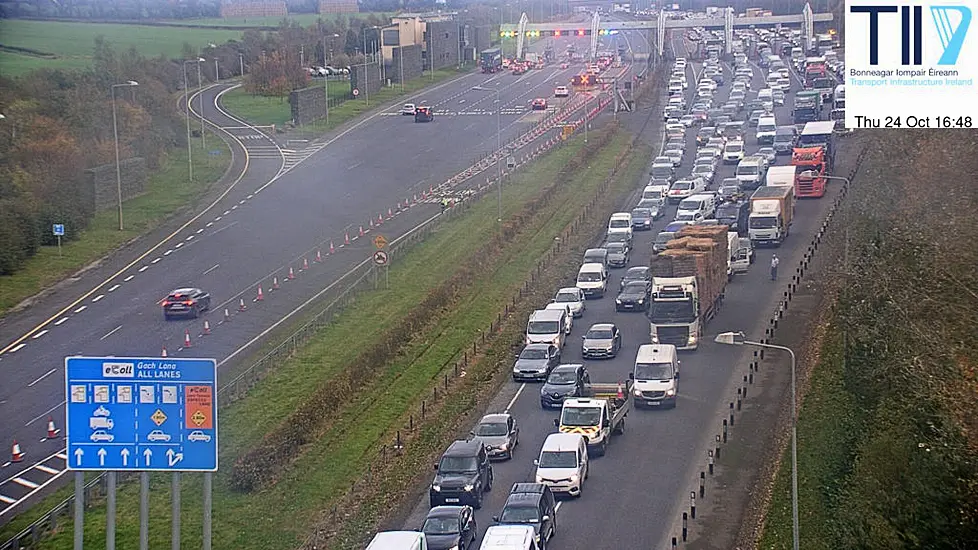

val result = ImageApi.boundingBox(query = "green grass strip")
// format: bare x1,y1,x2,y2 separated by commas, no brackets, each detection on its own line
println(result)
0,134,230,316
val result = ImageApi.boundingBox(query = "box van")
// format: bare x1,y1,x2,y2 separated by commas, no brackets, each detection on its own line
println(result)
677,194,717,221
576,262,608,298
582,248,608,267
755,116,778,144
366,531,427,550
629,344,679,408
526,308,569,348
479,525,538,550
534,433,588,497
607,212,633,240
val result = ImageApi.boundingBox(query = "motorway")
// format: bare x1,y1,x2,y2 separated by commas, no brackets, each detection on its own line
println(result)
0,31,637,522
400,30,847,550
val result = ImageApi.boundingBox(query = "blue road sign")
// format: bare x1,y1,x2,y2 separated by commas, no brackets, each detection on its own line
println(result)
65,357,218,472
52,224,65,236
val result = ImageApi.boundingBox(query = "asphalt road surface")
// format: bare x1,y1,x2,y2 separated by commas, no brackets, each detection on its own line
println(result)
0,34,635,521
400,30,846,550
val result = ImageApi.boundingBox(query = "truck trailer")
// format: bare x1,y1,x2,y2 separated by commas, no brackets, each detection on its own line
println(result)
647,225,729,350
748,186,794,246
480,48,503,73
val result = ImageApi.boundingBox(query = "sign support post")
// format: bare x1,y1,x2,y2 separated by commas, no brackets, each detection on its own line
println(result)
172,471,181,550
73,472,84,550
53,223,65,257
203,472,213,550
140,471,149,550
107,471,117,550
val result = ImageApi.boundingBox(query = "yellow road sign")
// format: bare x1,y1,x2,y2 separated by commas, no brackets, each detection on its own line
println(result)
373,235,388,249
151,409,168,426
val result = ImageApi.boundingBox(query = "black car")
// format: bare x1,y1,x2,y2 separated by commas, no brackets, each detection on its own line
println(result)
512,343,561,382
616,280,651,311
716,201,750,236
430,439,494,509
605,242,629,268
162,287,211,320
631,208,654,231
421,506,478,550
620,266,652,292
773,126,799,155
540,364,590,409
493,483,558,548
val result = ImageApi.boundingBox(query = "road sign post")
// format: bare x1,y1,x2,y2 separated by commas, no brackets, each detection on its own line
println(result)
53,223,64,257
373,250,389,289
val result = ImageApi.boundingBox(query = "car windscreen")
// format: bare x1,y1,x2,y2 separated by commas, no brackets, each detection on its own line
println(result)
423,517,460,535
520,347,548,360
585,328,614,339
725,143,743,153
717,205,741,218
546,370,577,385
655,232,676,244
555,291,580,303
634,362,675,381
605,243,626,253
528,321,560,334
609,219,630,228
499,504,540,523
560,407,601,427
475,422,509,437
672,181,693,190
538,450,578,468
736,164,759,176
623,282,647,294
438,456,478,473
578,271,602,282
632,209,651,219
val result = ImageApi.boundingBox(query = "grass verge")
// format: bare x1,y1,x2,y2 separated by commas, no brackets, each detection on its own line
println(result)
0,124,626,548
219,66,471,129
0,134,231,316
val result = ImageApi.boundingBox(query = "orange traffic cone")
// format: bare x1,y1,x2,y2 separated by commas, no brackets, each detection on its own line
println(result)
238,298,247,311
344,232,350,245
413,194,418,204
288,267,296,280
303,257,310,270
329,241,335,254
388,207,394,217
359,225,365,237
202,320,211,335
46,417,60,439
369,217,375,228
11,441,25,463
184,329,192,348
315,249,323,263
617,381,624,400
272,277,280,290
223,308,231,322
161,345,168,357
256,286,264,301
377,213,384,225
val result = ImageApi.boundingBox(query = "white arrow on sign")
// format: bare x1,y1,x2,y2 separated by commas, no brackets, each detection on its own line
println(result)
121,448,130,467
97,448,107,467
166,449,184,467
74,448,84,466
143,448,152,467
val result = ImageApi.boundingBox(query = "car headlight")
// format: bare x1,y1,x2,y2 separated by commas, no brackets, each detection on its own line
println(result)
449,546,460,550
616,299,622,304
666,389,676,396
688,335,697,345
464,483,475,492
535,475,544,483
651,335,660,343
637,298,644,304
432,484,441,492
570,474,580,483
633,389,642,397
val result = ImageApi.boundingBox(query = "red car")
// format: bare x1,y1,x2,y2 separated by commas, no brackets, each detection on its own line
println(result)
531,98,548,110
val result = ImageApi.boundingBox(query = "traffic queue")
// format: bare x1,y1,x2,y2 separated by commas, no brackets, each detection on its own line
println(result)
365,24,840,550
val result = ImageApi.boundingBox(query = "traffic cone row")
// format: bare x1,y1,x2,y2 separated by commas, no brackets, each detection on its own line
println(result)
288,267,296,280
303,258,310,270
256,286,264,301
315,249,323,263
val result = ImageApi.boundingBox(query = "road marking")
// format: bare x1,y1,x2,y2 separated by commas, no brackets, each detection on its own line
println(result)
73,306,87,313
164,250,173,256
185,235,194,241
54,317,69,326
0,495,15,505
151,258,161,264
203,264,221,276
124,275,135,282
246,194,254,199
175,242,184,249
108,284,121,292
231,205,238,210
31,330,48,340
139,265,150,272
25,401,65,427
35,465,60,475
223,210,230,215
206,222,214,228
99,325,122,341
238,199,246,205
196,228,205,234
347,161,362,170
91,295,104,303
28,368,57,387
12,478,39,490
554,501,562,512
209,221,239,237
504,383,526,413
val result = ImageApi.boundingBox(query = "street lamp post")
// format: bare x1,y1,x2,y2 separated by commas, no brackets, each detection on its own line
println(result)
715,331,799,550
197,58,206,148
208,44,219,82
183,58,205,182
323,33,340,125
111,81,139,231
472,86,503,224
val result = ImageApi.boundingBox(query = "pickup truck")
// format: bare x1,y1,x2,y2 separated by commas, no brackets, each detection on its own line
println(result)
554,381,631,456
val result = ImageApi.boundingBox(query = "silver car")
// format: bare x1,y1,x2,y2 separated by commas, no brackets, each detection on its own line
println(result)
581,323,622,359
552,287,586,318
471,413,519,460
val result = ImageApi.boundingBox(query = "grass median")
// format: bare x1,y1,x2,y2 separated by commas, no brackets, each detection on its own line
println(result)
0,134,230,317
219,66,472,129
0,124,628,548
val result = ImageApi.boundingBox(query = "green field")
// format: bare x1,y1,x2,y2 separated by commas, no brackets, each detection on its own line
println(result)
159,13,392,28
0,19,245,75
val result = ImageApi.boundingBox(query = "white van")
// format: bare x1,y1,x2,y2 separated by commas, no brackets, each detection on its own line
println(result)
727,231,739,278
630,344,679,409
607,212,633,240
755,116,778,144
366,531,427,550
642,183,669,205
526,308,568,348
576,262,608,298
544,302,575,334
677,194,717,221
736,156,768,189
479,525,538,550
534,433,588,497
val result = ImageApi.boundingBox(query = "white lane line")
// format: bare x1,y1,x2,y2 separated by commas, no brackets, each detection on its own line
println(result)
185,235,194,241
99,325,122,341
12,478,39,490
202,264,221,276
139,265,150,272
347,161,362,170
31,330,48,340
91,295,105,303
56,452,67,460
238,199,246,205
175,242,184,249
206,222,214,228
215,216,222,222
164,250,173,256
196,228,205,234
504,383,526,414
26,401,65,426
223,210,230,215
0,495,15,505
151,258,161,264
73,306,87,313
231,205,238,210
54,317,69,326
124,275,135,282
208,221,239,237
246,194,254,199
35,465,60,475
28,368,57,387
108,284,121,292
554,501,562,512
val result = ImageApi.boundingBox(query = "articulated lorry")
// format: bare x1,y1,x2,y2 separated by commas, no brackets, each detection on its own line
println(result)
647,225,729,351
480,48,503,73
749,185,794,246
555,380,631,457
791,147,828,198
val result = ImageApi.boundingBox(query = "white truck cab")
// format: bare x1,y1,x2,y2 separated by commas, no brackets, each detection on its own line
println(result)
366,531,427,550
479,525,538,550
576,262,609,298
607,212,634,241
736,156,768,189
629,344,679,408
534,433,588,497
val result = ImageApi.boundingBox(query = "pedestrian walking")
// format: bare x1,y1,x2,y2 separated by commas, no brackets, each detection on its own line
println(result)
770,254,780,281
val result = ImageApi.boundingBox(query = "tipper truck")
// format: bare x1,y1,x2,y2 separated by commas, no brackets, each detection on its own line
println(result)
749,186,794,246
480,47,503,73
555,380,631,456
647,225,729,350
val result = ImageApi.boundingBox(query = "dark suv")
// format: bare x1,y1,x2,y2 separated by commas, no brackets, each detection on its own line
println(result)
162,287,211,320
430,439,494,509
493,483,558,549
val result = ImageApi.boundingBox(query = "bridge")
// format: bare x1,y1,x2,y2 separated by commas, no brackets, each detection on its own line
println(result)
499,3,833,61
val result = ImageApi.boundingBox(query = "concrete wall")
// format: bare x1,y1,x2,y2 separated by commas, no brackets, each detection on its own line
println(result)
84,158,147,213
425,20,460,71
388,44,423,83
350,62,383,99
289,86,327,125
219,1,287,18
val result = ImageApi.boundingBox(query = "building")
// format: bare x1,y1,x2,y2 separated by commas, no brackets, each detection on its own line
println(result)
219,1,288,18
381,12,460,71
318,0,359,14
